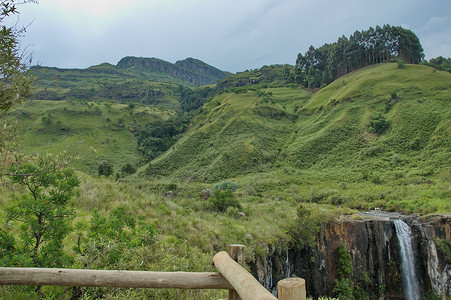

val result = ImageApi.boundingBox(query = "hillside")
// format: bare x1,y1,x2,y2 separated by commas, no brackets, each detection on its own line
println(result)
144,86,310,181
141,63,450,213
10,100,173,174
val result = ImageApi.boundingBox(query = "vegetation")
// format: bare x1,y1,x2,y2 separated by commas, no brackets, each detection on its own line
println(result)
296,25,424,88
333,244,354,300
424,56,451,73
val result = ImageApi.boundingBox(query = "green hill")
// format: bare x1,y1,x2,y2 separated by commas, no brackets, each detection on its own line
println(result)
140,63,450,213
10,100,173,174
144,86,310,181
286,63,451,173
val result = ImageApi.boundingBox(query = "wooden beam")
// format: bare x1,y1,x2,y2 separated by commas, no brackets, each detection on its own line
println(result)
0,267,233,289
213,251,277,300
277,278,306,300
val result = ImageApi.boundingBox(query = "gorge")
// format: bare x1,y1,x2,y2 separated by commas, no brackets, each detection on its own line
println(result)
251,213,451,299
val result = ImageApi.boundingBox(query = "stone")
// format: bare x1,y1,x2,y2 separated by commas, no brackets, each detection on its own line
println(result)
164,191,174,198
201,189,211,200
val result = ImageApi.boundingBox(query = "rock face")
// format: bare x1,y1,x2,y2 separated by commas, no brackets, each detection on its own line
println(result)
250,215,450,299
117,56,228,86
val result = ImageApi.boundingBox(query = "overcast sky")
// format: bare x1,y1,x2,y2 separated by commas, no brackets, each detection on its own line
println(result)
9,0,451,73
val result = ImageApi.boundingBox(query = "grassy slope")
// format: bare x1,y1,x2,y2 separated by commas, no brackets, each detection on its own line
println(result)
143,87,311,181
31,65,184,110
287,64,450,171
10,100,173,174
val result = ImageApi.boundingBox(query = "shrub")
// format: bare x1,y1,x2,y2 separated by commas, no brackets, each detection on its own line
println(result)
208,189,241,212
368,113,390,135
288,204,319,249
212,180,239,192
98,160,114,177
121,163,137,175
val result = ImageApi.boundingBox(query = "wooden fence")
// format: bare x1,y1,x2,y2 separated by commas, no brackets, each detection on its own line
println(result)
0,244,306,300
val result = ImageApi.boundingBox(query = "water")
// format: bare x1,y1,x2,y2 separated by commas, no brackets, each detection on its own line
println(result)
394,219,421,300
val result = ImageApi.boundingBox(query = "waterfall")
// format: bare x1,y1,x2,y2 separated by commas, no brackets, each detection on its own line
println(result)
394,219,421,300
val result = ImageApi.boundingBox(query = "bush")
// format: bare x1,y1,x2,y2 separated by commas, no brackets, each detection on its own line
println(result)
121,163,136,175
208,189,241,212
98,160,114,177
212,180,239,192
368,113,390,135
288,204,319,249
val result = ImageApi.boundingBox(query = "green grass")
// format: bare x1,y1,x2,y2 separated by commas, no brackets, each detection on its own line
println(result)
9,100,173,174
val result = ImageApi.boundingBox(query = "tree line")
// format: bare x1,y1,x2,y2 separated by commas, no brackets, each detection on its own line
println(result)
295,25,425,88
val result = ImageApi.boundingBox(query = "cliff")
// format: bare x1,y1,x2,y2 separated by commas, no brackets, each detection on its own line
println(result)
251,214,450,299
116,56,228,86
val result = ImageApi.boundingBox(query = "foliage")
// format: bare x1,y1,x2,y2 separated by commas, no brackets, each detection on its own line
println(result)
208,189,241,212
0,0,35,114
76,205,159,269
333,243,354,299
97,160,113,177
2,154,79,268
368,112,390,135
121,162,137,175
288,204,320,249
333,278,354,300
424,56,451,73
434,238,451,264
212,180,239,192
336,243,353,278
136,113,190,161
216,64,296,92
178,85,216,112
295,25,424,88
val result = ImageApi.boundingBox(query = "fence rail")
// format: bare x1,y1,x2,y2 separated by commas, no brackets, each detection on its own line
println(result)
0,244,306,300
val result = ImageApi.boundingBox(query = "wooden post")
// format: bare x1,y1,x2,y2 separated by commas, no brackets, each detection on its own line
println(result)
213,251,277,300
228,244,246,300
277,278,306,300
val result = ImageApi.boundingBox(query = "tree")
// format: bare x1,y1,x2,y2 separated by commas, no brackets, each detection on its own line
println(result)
0,0,35,114
3,154,80,269
288,204,319,249
0,0,36,173
333,243,354,300
98,160,114,177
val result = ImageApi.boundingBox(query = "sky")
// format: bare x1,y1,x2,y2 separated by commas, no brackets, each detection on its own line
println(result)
8,0,451,73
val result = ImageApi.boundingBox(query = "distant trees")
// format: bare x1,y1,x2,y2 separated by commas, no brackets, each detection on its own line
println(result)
295,25,425,88
425,56,451,73
135,114,190,161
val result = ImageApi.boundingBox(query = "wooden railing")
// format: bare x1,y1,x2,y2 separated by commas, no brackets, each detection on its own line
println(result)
0,244,306,300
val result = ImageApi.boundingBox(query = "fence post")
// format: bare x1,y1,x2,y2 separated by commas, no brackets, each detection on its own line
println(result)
277,278,306,300
228,244,246,300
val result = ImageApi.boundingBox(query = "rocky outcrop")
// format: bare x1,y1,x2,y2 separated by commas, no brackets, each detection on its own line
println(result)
250,214,450,299
116,56,228,86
